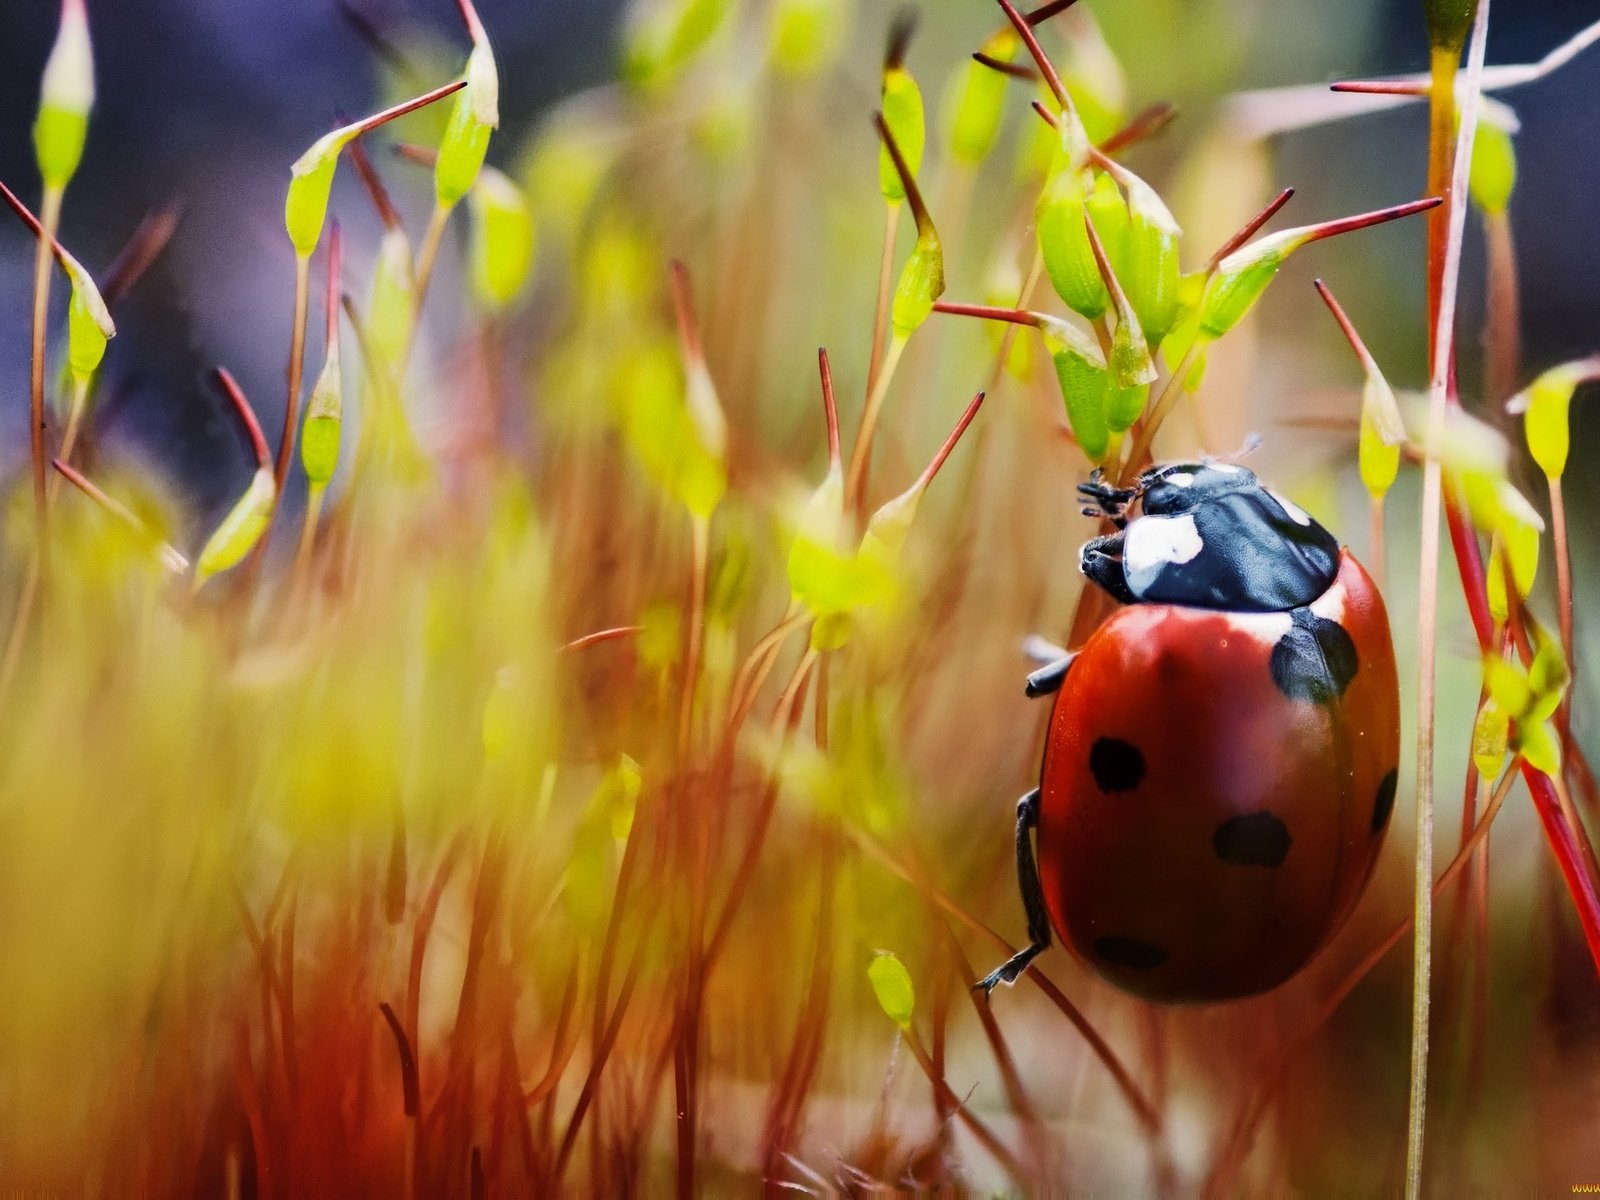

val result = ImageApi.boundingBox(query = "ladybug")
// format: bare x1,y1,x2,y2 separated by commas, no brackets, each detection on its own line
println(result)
978,461,1399,1003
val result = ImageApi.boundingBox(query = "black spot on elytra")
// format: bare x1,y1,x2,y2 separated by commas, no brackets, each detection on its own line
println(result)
1269,607,1358,704
1213,811,1293,868
1089,738,1145,792
1372,768,1398,833
1094,936,1166,970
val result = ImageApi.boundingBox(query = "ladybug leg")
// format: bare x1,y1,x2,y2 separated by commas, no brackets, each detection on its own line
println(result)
975,789,1051,994
1025,652,1076,698
1081,533,1137,605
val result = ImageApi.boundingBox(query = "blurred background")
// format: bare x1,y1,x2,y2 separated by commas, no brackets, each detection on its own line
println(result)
1,0,1598,513
2,0,1598,1193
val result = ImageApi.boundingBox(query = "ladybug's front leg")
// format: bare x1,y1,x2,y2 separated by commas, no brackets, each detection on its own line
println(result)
1080,533,1137,605
975,789,1051,994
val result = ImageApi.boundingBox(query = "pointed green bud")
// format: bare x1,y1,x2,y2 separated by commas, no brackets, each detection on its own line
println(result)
1041,320,1112,463
1485,655,1531,717
34,0,95,189
301,348,343,487
1038,166,1107,320
1199,229,1298,338
286,81,466,257
1512,359,1600,479
1202,198,1441,339
1119,174,1181,345
1107,382,1149,433
944,30,1015,166
468,165,536,311
194,468,276,586
1084,173,1130,285
436,69,495,208
1519,718,1561,776
890,230,944,337
1471,696,1509,780
867,951,915,1028
1359,401,1401,500
62,257,113,380
1529,625,1569,724
286,138,344,258
787,460,856,614
860,387,985,574
1469,120,1516,216
879,68,926,204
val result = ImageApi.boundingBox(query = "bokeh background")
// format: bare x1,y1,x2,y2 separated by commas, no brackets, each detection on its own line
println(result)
1,0,1598,1193
1,0,1598,509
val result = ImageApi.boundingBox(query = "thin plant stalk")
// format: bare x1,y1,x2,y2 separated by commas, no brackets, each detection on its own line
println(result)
852,829,1162,1137
273,255,313,510
413,204,452,320
1549,475,1575,720
901,1026,1027,1187
29,184,64,538
844,334,907,512
1119,343,1202,484
1369,496,1387,590
1409,7,1491,1194
50,375,92,501
866,202,901,395
1483,211,1521,411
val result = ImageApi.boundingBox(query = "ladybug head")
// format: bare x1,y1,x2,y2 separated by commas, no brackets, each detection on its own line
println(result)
1079,460,1343,611
1076,461,1254,528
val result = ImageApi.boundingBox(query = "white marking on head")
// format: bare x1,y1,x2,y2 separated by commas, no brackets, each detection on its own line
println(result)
1124,513,1205,595
1268,489,1312,526
1165,471,1196,487
1208,462,1243,474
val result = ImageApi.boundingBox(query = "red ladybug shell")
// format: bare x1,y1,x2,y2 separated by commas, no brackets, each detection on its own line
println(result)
1036,549,1399,1002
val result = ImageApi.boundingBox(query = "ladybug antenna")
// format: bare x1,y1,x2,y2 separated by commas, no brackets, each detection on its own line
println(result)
1210,433,1265,465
